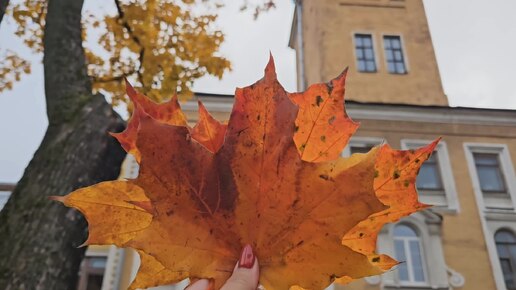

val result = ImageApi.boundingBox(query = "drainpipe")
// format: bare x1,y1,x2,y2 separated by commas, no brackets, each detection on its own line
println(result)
295,0,306,91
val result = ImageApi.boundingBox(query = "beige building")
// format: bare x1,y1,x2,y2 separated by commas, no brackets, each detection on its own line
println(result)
288,1,516,290
2,1,516,290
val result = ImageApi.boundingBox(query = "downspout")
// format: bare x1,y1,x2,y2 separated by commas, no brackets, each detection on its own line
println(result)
295,0,306,91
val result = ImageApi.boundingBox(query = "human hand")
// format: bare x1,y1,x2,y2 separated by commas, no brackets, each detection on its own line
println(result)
186,244,259,290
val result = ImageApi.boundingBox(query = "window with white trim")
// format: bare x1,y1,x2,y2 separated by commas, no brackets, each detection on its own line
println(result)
464,143,516,211
401,140,459,213
393,224,427,284
342,137,384,157
495,229,516,290
474,153,508,195
377,211,455,289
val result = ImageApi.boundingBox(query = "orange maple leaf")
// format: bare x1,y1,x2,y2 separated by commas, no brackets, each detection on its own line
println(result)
52,55,438,290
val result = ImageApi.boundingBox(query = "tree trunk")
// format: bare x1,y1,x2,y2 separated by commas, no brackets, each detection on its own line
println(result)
0,0,9,26
0,0,126,288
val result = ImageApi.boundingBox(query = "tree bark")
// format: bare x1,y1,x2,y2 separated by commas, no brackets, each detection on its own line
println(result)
0,0,9,26
0,0,126,288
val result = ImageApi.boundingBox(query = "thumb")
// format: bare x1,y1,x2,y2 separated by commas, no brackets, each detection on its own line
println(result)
221,244,259,290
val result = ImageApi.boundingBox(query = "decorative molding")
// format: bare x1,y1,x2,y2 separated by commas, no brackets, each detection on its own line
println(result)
102,246,125,290
378,211,449,289
183,97,516,127
446,266,465,288
347,106,516,127
119,154,139,179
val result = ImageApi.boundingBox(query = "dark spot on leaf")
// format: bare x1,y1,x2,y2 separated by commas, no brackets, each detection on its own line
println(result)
299,143,306,151
415,158,420,163
320,135,326,142
292,198,300,207
315,95,323,107
359,232,364,238
328,115,336,125
374,170,379,178
319,174,329,180
294,125,299,132
296,240,304,247
372,257,380,263
257,114,260,121
393,170,400,179
404,180,410,187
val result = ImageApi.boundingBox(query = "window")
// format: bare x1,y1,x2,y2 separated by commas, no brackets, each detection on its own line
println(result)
495,230,516,290
393,224,427,284
465,143,516,211
349,144,374,155
77,256,107,290
342,137,384,157
417,152,444,192
402,140,459,213
376,212,459,289
384,35,407,74
474,153,507,194
354,34,376,72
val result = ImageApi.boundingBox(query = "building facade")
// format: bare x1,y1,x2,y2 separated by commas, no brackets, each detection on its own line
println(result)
289,1,516,290
2,1,516,289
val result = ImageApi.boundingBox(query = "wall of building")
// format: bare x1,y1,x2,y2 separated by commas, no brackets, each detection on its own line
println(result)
300,0,447,106
341,118,515,290
113,97,516,290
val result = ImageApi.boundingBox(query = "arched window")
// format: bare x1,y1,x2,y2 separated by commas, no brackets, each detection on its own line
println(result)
393,224,427,284
495,230,516,290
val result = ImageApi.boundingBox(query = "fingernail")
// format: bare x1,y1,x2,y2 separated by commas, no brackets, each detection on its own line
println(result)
238,244,255,269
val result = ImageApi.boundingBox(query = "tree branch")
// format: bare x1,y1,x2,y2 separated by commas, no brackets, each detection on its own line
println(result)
113,0,145,89
43,0,92,123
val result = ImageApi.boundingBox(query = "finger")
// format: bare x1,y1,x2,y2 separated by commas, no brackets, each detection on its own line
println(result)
221,244,259,290
185,279,211,290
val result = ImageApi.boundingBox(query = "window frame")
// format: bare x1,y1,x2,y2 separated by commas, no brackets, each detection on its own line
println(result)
464,143,516,212
494,229,516,290
473,152,508,195
393,224,428,286
485,222,516,290
77,247,109,290
353,33,378,73
382,34,409,74
377,211,453,289
342,137,385,157
401,139,460,214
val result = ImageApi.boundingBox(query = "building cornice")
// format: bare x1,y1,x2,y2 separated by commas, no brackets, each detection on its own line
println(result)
187,94,516,127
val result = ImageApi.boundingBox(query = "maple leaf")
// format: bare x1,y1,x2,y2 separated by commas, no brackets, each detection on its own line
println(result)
52,55,438,290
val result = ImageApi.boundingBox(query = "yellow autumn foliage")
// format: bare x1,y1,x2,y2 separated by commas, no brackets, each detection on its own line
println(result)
1,0,230,106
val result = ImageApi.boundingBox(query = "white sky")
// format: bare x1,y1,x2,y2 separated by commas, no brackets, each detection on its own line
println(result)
1,0,516,183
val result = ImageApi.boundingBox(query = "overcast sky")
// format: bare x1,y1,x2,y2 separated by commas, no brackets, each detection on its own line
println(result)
1,0,516,183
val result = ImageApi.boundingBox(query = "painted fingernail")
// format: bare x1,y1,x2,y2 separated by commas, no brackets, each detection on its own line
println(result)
238,244,255,269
